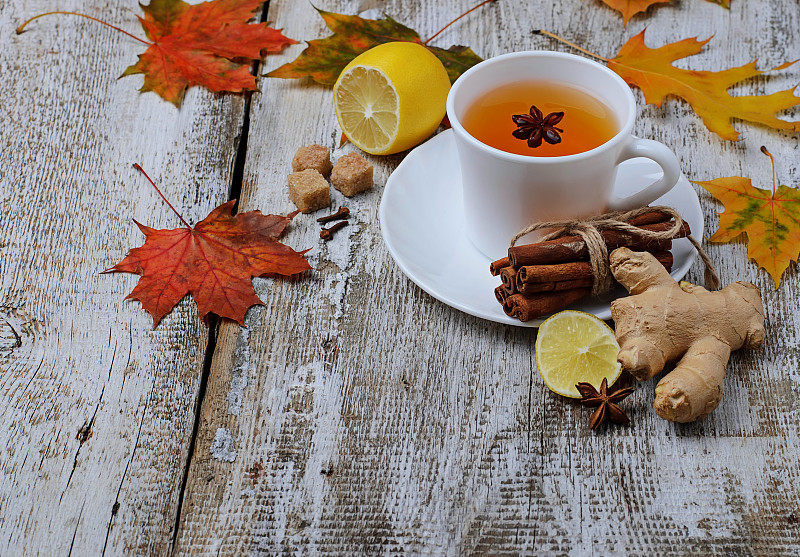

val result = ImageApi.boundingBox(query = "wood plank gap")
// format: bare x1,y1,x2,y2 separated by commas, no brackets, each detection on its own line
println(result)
169,317,219,554
169,3,270,549
228,91,252,213
228,0,269,213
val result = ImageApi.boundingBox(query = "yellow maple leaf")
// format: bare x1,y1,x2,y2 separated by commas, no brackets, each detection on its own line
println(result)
693,149,800,288
608,31,800,140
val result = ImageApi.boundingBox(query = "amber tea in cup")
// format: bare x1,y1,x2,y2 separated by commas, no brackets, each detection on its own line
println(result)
461,80,618,157
447,51,681,257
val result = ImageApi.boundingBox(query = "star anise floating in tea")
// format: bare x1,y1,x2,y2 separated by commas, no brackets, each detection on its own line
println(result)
511,105,565,148
576,377,634,430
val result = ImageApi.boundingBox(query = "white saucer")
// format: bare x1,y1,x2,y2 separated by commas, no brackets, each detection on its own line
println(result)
379,129,704,327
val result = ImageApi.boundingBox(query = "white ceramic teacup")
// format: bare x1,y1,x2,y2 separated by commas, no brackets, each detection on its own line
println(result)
446,51,681,258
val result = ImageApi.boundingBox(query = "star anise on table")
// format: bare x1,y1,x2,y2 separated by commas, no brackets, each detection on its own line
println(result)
511,105,565,148
575,377,634,430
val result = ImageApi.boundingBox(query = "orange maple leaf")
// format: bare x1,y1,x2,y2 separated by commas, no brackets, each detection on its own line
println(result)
608,31,800,141
106,166,311,327
597,0,671,25
598,0,729,24
693,148,800,288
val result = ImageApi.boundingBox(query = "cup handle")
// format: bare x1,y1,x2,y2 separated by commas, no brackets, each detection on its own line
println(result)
606,137,681,211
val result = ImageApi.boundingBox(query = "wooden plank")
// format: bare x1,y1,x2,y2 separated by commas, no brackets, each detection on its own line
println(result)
0,0,248,554
172,0,800,554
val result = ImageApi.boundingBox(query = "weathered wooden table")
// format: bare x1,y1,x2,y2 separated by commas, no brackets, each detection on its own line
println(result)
2,0,799,554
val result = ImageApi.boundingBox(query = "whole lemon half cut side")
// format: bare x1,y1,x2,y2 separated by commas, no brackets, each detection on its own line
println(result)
333,42,451,155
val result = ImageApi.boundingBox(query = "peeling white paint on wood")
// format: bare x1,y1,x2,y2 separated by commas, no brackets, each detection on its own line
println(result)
0,0,247,554
227,327,250,416
210,428,238,463
2,0,800,554
173,0,800,555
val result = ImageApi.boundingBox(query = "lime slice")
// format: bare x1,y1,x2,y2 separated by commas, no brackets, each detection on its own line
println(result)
535,310,622,398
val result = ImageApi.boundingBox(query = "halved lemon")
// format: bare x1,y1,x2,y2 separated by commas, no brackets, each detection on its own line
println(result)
535,310,622,398
333,42,451,155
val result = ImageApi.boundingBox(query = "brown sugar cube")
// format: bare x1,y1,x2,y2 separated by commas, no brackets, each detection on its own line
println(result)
331,152,373,197
288,169,331,213
291,144,332,177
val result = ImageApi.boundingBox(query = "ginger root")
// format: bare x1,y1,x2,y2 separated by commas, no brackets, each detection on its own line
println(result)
609,248,765,423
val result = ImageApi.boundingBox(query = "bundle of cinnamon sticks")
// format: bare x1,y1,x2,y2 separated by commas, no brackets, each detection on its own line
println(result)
491,209,691,322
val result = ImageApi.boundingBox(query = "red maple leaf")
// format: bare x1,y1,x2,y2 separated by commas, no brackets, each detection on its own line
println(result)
17,0,297,106
123,0,296,105
106,165,311,327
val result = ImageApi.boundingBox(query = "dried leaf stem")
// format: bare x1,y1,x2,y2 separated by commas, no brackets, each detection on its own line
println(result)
133,164,192,229
760,146,777,195
424,0,496,45
16,11,150,45
531,29,610,63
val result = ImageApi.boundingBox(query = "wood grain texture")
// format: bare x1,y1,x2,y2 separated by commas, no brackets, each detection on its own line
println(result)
172,0,800,554
0,0,247,554
2,0,799,554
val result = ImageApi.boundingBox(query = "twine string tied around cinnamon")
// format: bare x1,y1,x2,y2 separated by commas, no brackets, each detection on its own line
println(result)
509,206,720,296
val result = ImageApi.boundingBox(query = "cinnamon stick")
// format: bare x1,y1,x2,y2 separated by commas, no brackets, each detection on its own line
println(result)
508,254,673,295
508,220,689,267
517,277,594,295
517,251,673,286
626,209,676,227
500,267,518,294
499,252,674,322
489,257,510,276
503,288,591,322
